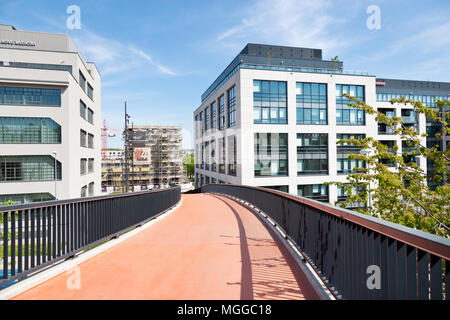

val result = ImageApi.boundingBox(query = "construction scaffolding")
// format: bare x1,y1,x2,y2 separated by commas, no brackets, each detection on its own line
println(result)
126,125,183,187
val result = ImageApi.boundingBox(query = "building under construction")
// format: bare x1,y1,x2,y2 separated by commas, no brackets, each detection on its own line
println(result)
129,125,183,186
102,126,183,192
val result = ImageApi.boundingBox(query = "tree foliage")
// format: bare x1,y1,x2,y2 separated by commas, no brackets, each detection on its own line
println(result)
183,153,194,180
328,94,449,237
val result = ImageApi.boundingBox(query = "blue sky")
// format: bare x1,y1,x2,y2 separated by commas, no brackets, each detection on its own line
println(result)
1,0,449,149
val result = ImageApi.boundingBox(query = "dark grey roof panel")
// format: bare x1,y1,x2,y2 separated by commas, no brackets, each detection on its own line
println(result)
376,78,450,96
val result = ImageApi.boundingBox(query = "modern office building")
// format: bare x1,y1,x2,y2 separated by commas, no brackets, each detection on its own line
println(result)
0,24,101,204
193,43,449,205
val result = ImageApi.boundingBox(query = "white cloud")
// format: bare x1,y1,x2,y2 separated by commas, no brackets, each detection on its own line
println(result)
216,0,347,52
70,29,177,77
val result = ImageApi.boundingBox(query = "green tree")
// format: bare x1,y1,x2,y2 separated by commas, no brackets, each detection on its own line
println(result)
328,94,449,237
183,153,194,180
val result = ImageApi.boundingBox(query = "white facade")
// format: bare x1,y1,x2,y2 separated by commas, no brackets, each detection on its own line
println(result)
194,66,428,205
0,25,101,203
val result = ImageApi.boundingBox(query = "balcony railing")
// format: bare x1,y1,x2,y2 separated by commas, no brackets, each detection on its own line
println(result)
0,188,180,288
201,184,450,300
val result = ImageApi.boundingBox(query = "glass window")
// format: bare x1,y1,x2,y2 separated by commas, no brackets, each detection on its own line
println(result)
80,130,87,147
254,80,287,124
80,100,87,119
211,101,217,130
88,182,94,196
296,82,327,125
336,84,365,125
87,83,94,100
297,184,329,202
0,156,61,182
88,133,94,148
0,117,61,144
88,108,94,124
337,134,366,174
218,95,225,130
79,71,86,91
88,158,94,173
297,134,328,175
254,133,288,177
0,86,61,107
228,135,237,175
227,86,236,127
80,158,87,175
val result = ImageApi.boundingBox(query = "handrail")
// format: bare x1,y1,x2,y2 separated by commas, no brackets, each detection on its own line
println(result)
201,184,450,300
1,187,181,288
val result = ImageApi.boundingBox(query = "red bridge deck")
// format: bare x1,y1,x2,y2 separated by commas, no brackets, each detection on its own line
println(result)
12,194,318,300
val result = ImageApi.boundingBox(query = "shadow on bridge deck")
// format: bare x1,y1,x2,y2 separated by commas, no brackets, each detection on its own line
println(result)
11,194,318,300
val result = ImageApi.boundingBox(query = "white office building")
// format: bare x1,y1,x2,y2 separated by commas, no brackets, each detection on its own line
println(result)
194,44,449,205
0,24,101,204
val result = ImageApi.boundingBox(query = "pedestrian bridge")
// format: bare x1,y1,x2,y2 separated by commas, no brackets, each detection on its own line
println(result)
0,185,449,300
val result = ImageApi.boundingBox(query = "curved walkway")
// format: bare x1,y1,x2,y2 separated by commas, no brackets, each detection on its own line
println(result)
12,194,317,300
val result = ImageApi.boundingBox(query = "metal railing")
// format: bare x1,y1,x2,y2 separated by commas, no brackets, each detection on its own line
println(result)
201,184,450,300
0,187,180,288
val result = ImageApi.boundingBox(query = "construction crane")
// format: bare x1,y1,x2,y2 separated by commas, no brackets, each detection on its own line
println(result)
101,119,122,160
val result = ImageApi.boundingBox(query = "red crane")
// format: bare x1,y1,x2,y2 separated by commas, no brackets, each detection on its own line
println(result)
101,119,123,160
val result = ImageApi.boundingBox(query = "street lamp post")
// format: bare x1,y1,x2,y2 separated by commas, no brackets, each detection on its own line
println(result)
52,151,57,200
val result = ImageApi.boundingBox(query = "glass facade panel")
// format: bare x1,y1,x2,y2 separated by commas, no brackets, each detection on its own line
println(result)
228,135,237,175
254,133,288,177
204,106,210,134
227,86,236,127
211,101,217,131
296,82,327,124
219,137,225,173
297,133,328,175
253,80,287,124
0,86,61,106
378,108,395,134
297,184,329,202
336,84,365,125
0,117,61,144
218,95,225,130
0,156,61,182
337,134,366,174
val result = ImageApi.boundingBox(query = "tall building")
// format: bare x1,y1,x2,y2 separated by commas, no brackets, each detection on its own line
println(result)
193,43,449,205
0,24,101,204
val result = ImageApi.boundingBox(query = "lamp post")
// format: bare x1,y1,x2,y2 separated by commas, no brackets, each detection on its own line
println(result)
52,151,57,200
359,148,371,208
